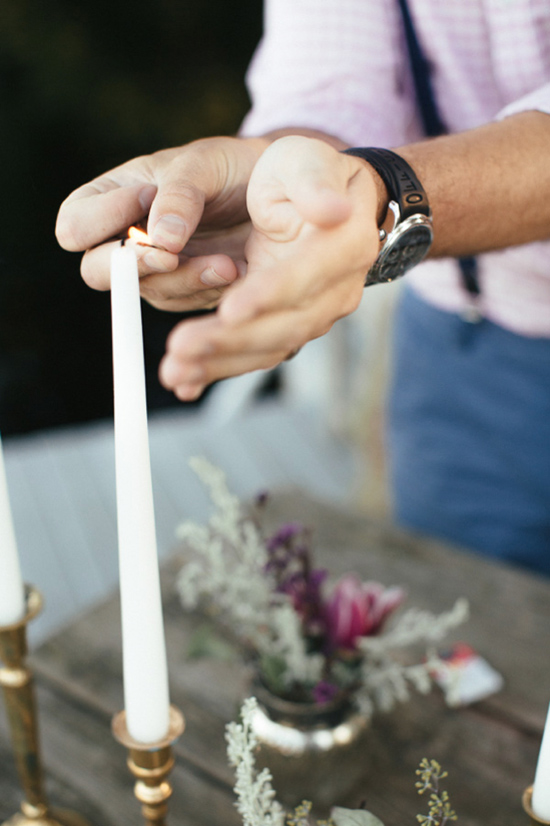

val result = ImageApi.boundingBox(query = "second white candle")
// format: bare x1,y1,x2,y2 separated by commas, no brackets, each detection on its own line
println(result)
533,702,550,821
111,242,170,744
0,434,26,627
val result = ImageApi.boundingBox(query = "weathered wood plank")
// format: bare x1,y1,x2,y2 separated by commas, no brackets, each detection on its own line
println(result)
33,573,244,790
3,489,547,826
0,680,241,826
5,646,540,826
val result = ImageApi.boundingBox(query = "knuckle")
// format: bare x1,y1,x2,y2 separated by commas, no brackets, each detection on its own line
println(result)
162,159,205,206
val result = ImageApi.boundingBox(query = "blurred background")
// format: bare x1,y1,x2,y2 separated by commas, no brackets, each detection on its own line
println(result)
0,0,394,647
0,0,263,435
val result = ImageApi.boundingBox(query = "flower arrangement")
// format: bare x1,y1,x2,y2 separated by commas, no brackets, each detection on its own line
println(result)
225,697,458,826
177,458,468,715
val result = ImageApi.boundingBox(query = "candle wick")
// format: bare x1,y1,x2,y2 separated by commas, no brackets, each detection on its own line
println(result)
121,238,126,247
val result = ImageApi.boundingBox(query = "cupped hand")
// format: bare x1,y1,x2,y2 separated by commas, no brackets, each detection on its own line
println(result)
55,136,268,311
159,135,381,399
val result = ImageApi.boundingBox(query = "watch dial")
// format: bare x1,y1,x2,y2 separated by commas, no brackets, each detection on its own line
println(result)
369,224,433,284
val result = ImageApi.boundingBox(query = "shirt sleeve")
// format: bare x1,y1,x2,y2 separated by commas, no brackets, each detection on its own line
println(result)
496,82,550,120
239,0,422,147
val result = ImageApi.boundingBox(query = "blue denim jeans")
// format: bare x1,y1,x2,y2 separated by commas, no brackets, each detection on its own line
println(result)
387,286,550,577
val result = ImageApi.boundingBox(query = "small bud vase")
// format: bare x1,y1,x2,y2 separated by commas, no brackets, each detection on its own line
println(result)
248,678,370,812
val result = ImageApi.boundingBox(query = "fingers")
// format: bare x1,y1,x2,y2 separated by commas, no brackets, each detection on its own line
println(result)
56,137,259,256
57,159,208,257
156,136,377,399
246,136,353,239
219,219,365,326
145,138,251,252
217,136,370,326
218,260,291,325
158,297,336,400
147,176,206,253
138,253,240,311
56,183,157,251
81,240,240,309
164,350,288,401
80,240,178,291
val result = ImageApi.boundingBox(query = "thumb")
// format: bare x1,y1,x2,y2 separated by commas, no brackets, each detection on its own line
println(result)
56,182,157,251
147,155,219,253
289,183,352,228
247,135,352,236
147,181,204,254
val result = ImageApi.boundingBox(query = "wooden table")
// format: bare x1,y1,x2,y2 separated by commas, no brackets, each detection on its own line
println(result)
1,490,549,826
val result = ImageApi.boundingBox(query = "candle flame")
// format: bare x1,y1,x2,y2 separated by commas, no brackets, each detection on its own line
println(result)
128,226,153,245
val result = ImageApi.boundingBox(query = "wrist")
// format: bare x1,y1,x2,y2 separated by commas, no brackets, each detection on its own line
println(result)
342,147,391,226
362,161,391,227
341,146,433,286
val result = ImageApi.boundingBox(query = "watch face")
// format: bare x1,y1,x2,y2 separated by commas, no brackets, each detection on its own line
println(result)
366,216,433,285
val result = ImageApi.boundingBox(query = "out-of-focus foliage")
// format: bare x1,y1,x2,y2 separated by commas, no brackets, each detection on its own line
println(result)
0,0,263,434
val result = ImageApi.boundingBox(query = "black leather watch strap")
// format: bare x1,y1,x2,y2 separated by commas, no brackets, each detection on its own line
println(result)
342,147,430,221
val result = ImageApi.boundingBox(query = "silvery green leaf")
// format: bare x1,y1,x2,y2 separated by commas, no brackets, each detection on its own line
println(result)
331,806,385,826
186,624,238,661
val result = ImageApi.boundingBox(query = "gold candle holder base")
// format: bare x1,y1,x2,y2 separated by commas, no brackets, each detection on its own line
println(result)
0,586,90,826
2,804,90,826
523,786,550,826
112,705,185,826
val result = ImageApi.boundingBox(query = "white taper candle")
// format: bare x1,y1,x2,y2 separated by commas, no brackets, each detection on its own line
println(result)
111,242,170,744
0,434,26,626
533,702,550,821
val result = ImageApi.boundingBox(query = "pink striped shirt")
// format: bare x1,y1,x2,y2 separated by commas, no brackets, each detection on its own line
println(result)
240,0,550,337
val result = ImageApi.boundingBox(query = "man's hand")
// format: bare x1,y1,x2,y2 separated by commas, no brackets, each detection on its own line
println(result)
158,136,381,399
55,136,268,311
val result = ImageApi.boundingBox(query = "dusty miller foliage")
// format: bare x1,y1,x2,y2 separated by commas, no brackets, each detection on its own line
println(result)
225,697,285,826
178,457,468,711
356,598,469,715
177,457,324,688
226,699,457,826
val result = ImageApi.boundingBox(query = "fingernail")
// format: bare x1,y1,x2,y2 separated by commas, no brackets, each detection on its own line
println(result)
144,251,170,272
199,267,229,287
138,185,157,212
152,215,187,250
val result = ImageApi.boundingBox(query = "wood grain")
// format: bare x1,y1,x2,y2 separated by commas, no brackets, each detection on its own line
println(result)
2,490,548,826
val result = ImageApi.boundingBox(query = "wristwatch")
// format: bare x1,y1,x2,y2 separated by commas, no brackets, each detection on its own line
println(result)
342,147,433,286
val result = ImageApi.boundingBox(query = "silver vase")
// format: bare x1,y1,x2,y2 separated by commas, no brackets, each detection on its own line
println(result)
249,679,370,813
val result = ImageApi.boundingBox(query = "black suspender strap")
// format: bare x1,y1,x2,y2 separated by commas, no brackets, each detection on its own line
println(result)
396,0,481,313
396,0,446,139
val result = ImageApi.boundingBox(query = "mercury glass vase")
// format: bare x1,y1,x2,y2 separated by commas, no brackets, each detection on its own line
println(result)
249,679,370,813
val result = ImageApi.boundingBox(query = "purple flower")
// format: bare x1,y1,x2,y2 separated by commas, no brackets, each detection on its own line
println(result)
264,521,327,634
266,522,305,552
279,568,327,621
312,680,340,705
325,574,405,651
255,490,269,507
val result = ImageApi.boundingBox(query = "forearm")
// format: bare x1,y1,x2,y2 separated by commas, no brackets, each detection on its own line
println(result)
397,110,550,258
259,112,550,258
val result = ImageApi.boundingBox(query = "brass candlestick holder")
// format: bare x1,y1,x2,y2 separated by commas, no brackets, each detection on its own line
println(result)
0,585,89,826
112,705,185,826
523,786,550,826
